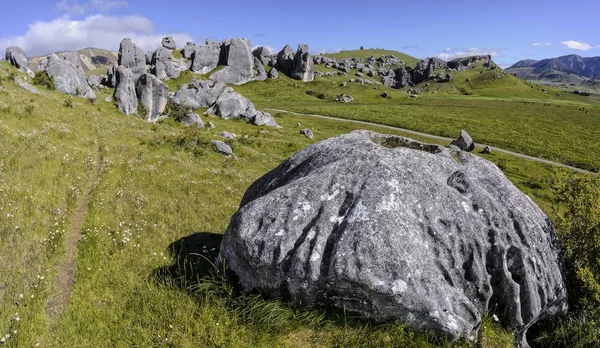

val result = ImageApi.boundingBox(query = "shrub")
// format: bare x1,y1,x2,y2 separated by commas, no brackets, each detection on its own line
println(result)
164,101,191,122
32,71,55,90
63,99,73,108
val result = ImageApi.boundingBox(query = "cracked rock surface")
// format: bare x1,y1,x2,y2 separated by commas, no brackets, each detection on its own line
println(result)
218,130,567,344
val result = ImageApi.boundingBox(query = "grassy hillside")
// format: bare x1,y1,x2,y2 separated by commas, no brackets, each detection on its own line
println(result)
3,59,584,346
323,49,420,67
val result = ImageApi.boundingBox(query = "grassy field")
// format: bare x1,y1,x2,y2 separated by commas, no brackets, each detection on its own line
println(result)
322,49,421,67
0,56,595,347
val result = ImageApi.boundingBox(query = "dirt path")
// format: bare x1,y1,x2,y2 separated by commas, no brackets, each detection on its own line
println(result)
45,144,103,323
266,108,597,175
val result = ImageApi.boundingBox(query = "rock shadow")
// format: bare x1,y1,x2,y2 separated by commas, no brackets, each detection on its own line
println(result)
153,231,223,287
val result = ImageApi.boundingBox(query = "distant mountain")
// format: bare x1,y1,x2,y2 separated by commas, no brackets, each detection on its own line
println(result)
506,54,600,84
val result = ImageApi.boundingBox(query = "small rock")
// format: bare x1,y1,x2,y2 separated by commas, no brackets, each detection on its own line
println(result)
300,128,313,139
450,130,475,152
335,94,353,103
210,140,234,156
380,91,388,98
180,112,204,128
221,131,236,139
410,94,419,99
482,146,492,154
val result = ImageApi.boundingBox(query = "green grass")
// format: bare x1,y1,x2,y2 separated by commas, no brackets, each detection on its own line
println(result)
323,49,420,67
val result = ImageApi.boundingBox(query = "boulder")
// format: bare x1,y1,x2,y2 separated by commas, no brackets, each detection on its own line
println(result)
446,73,453,82
117,38,147,83
14,77,40,94
268,67,279,79
113,65,138,115
210,38,254,85
60,51,85,75
87,75,103,89
181,42,196,59
210,140,234,156
172,79,227,109
451,130,475,152
336,94,354,103
221,131,236,139
300,128,313,139
251,111,279,127
252,57,267,81
136,73,169,122
206,87,257,120
5,46,28,72
106,64,118,88
253,46,272,65
162,36,177,50
482,146,492,154
145,51,154,65
191,43,221,74
151,47,181,80
276,44,295,75
44,54,96,99
181,112,204,128
291,44,314,82
217,130,568,345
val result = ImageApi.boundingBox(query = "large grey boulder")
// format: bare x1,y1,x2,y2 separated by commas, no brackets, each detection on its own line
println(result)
291,44,314,82
252,57,267,81
151,47,181,80
181,112,204,128
172,79,227,109
268,67,279,79
190,43,221,74
113,65,138,115
210,38,254,85
251,111,279,127
451,130,475,152
210,140,234,156
44,54,96,99
276,44,295,75
181,42,196,59
117,38,147,83
252,46,272,65
145,51,154,65
106,64,118,88
217,130,568,345
60,51,85,75
5,47,28,72
206,87,257,120
162,36,177,50
136,73,169,121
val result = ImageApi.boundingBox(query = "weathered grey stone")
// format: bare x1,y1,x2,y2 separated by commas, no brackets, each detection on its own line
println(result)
162,36,177,50
106,64,118,88
451,130,475,152
181,112,204,128
118,38,147,83
44,54,96,99
210,140,234,156
210,38,254,85
87,75,103,89
209,121,216,128
182,42,196,59
291,44,314,82
113,65,138,115
5,46,28,72
60,51,85,75
218,130,568,345
268,67,279,79
251,111,279,127
172,79,227,109
136,73,169,121
300,128,313,139
446,73,453,82
152,47,181,80
221,131,236,139
190,43,221,74
276,44,295,75
14,77,40,94
104,96,113,102
483,146,492,154
145,51,154,65
206,87,257,120
253,46,272,65
336,94,354,103
252,57,267,81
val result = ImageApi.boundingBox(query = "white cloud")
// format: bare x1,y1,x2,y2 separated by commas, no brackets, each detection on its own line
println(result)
532,42,553,47
560,40,592,51
57,0,128,15
434,47,503,60
0,15,194,57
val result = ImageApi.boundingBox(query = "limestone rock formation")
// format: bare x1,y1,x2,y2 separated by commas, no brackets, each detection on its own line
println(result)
276,44,295,75
151,47,181,80
181,112,204,128
291,44,314,82
206,87,257,120
210,38,255,85
211,140,234,156
5,46,28,72
172,79,227,109
136,73,169,121
218,130,568,345
252,57,267,81
117,38,147,83
251,111,279,127
451,130,475,152
190,43,221,74
113,65,138,115
181,42,196,59
162,36,177,50
44,54,96,99
252,46,272,65
268,67,279,79
14,78,40,94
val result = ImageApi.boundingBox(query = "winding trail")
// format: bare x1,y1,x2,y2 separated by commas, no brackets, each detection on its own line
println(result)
266,108,596,175
45,144,103,324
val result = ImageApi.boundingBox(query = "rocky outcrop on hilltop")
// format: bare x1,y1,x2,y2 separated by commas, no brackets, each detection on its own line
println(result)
5,47,29,72
210,38,255,85
118,38,147,84
218,130,568,346
113,65,138,115
44,54,96,99
291,44,314,82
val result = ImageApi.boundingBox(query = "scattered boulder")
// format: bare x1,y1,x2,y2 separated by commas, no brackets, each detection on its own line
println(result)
145,51,154,65
268,67,279,79
451,130,475,152
162,36,177,50
221,131,236,139
291,44,314,82
118,38,147,83
252,57,267,81
172,79,227,109
482,146,492,154
181,112,204,128
380,91,388,98
206,87,257,120
87,75,104,89
300,128,313,139
151,47,181,80
181,42,196,59
14,77,40,94
191,43,221,74
44,54,96,99
210,140,234,156
217,130,568,345
106,64,118,88
210,38,254,85
59,51,85,75
5,46,28,72
251,111,279,127
136,73,169,121
253,46,272,65
446,73,453,82
410,94,419,99
113,65,138,115
336,94,353,103
276,44,295,75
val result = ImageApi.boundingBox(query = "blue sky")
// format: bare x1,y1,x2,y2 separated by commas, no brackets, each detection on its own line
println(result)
1,0,599,67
